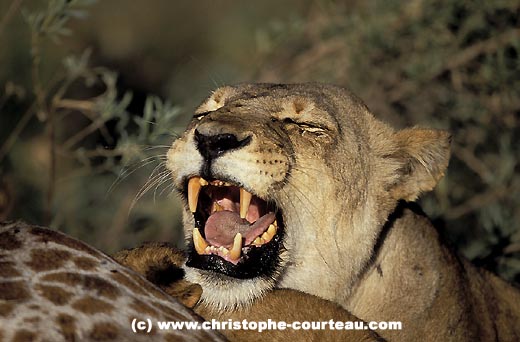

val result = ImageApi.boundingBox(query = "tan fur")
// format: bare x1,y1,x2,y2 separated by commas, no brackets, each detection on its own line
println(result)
114,244,384,341
166,83,520,341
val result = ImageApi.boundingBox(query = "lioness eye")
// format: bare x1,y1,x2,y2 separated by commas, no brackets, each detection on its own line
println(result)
194,112,210,120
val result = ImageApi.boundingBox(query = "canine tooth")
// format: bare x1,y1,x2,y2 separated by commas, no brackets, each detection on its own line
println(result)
273,219,278,227
193,228,208,255
240,188,252,219
188,177,202,213
268,224,276,236
229,233,242,261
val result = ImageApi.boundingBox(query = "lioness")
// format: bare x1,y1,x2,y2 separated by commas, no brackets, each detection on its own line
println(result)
115,243,385,341
165,83,520,341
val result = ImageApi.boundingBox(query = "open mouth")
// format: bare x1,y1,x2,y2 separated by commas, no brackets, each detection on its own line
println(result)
184,176,284,279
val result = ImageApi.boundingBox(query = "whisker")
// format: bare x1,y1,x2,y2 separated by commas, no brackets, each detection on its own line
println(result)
107,156,162,196
152,170,172,202
159,179,177,198
129,168,170,214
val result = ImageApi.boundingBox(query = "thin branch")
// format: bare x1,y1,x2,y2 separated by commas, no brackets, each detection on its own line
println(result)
445,186,508,220
54,99,96,112
389,29,520,102
504,243,520,255
0,103,35,162
31,31,48,121
443,29,520,73
452,145,494,184
46,103,56,226
0,0,23,39
57,146,125,159
62,119,106,150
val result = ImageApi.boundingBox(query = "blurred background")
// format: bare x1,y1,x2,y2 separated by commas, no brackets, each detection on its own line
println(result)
0,0,519,283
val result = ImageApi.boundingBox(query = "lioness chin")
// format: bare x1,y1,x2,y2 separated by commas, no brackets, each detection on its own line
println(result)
166,83,520,341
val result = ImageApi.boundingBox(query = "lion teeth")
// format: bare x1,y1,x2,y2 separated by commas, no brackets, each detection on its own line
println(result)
193,228,208,255
253,237,265,246
188,177,207,213
229,233,242,261
240,188,252,219
252,223,277,246
261,224,277,243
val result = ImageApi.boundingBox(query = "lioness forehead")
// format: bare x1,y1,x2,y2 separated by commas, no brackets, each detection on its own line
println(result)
196,83,368,123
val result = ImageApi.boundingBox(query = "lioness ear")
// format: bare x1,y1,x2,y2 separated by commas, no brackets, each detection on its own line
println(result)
389,128,451,201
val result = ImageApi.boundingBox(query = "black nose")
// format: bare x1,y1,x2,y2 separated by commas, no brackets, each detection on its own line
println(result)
194,130,251,160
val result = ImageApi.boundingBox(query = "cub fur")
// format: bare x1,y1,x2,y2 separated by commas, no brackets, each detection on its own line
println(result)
114,244,385,342
166,83,520,341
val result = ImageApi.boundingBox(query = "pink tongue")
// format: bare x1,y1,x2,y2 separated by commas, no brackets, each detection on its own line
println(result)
204,211,275,248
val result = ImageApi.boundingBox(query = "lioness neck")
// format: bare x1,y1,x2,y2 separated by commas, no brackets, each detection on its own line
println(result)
345,202,520,342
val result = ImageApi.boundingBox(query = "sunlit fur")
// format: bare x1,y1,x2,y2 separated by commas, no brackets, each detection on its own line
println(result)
167,83,520,342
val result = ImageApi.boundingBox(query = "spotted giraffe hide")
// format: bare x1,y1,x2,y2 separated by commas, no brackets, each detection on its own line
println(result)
0,221,226,342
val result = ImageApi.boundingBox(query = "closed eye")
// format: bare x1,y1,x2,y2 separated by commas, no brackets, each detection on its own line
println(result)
282,118,329,134
194,111,211,120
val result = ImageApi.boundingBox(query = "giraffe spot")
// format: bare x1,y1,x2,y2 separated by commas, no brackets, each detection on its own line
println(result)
25,248,71,272
0,261,21,277
153,301,186,320
0,230,22,250
82,276,121,299
24,316,40,323
56,313,77,342
30,227,101,257
124,270,169,300
73,256,98,270
42,272,82,285
35,284,74,305
130,298,159,317
0,281,30,301
42,272,121,299
0,303,14,317
13,329,36,342
165,334,189,342
109,271,147,296
72,296,113,314
89,322,119,340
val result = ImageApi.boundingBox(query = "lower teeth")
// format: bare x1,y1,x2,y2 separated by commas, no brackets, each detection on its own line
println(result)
192,219,278,261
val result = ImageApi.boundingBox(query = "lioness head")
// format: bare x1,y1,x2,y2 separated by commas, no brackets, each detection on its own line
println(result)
166,83,450,309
